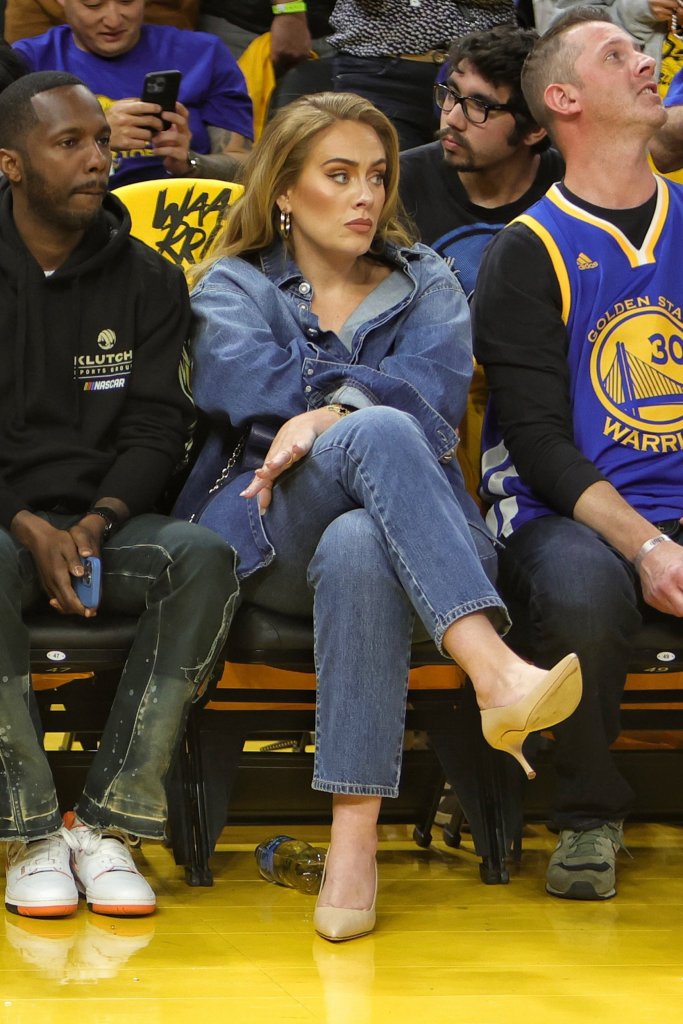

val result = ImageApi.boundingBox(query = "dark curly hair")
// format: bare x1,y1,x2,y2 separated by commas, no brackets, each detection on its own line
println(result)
447,23,549,154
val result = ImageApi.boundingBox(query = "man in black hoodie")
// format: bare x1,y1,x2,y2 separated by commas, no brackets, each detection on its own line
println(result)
0,71,237,919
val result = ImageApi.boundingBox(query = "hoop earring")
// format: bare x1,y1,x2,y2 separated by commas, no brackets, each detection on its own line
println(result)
279,209,291,239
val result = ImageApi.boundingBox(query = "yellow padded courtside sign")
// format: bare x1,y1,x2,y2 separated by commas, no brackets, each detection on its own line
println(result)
112,178,244,270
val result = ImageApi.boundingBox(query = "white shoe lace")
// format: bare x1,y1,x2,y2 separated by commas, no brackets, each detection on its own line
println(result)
60,825,137,871
7,835,69,872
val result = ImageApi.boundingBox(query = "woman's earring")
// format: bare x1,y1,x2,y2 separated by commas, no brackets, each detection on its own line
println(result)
279,209,291,239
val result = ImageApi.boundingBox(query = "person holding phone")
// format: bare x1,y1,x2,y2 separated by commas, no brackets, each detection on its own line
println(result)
13,0,254,187
0,72,237,918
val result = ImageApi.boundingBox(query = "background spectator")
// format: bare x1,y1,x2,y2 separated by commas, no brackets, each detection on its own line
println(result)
329,0,517,149
4,0,198,42
13,0,253,186
199,0,334,67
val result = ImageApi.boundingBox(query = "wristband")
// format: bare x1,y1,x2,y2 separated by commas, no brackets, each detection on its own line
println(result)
326,404,353,418
634,533,673,572
272,2,307,13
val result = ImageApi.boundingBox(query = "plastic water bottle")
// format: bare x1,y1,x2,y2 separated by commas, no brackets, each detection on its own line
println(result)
255,835,325,895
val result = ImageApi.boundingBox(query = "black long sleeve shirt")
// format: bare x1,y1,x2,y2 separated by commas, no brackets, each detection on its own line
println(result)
472,183,658,517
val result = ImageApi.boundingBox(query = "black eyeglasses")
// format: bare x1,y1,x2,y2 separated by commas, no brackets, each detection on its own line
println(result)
433,82,515,124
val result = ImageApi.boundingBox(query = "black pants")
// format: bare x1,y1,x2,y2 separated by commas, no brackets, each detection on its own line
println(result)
497,515,682,830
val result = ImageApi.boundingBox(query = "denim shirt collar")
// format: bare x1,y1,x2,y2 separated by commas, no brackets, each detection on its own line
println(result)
257,239,418,291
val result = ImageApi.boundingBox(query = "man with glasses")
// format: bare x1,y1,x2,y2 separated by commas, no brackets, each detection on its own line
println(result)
400,24,564,533
400,24,563,301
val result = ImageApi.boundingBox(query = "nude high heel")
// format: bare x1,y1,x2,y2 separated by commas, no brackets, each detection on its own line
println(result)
313,860,377,943
480,653,582,779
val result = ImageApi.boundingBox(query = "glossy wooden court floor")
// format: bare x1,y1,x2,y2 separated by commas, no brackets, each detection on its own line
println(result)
1,821,681,1023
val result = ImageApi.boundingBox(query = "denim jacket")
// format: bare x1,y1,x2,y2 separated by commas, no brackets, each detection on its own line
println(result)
174,240,495,577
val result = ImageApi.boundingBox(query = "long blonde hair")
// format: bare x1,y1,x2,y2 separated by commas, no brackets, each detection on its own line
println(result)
188,92,415,286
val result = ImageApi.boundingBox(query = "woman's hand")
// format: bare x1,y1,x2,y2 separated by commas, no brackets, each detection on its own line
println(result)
240,407,343,512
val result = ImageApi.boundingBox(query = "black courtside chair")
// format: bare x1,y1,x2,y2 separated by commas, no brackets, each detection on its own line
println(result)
27,605,516,888
166,604,516,887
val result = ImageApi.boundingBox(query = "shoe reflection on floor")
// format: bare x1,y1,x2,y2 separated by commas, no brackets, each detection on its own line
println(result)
4,912,155,984
312,931,376,1024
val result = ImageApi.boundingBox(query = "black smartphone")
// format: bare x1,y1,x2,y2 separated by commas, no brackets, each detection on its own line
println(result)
141,70,182,131
73,556,102,610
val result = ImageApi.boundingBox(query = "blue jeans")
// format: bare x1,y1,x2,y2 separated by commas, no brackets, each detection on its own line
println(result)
497,515,648,830
332,54,440,150
241,407,506,797
0,514,238,841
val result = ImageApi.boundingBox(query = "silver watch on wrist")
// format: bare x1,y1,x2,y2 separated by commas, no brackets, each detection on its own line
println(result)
186,151,201,176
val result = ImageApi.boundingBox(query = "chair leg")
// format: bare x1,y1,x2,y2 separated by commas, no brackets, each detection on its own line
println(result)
178,710,249,887
474,740,512,885
420,683,522,884
442,806,465,849
170,712,214,886
412,770,447,849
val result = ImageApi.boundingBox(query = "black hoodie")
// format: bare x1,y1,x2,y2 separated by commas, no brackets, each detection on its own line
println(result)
0,183,192,529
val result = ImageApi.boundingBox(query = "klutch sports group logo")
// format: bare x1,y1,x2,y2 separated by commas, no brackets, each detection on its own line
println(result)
590,295,683,451
74,327,132,391
97,328,117,351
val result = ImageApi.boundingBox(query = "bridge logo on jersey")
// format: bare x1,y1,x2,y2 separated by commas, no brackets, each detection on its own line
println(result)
590,297,683,449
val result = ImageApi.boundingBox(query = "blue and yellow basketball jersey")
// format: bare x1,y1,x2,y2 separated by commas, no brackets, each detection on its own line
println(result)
481,177,683,537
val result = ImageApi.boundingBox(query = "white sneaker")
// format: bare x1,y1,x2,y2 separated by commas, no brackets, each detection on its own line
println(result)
5,835,79,918
62,819,156,917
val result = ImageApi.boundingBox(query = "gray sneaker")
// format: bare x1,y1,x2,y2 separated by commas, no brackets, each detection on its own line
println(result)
545,822,625,900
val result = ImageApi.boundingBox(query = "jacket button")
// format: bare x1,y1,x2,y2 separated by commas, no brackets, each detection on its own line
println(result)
299,282,311,295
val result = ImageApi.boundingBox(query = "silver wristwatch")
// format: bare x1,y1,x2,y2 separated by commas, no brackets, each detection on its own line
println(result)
187,151,201,176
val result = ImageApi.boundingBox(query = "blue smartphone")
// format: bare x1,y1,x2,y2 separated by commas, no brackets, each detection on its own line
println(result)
73,556,102,610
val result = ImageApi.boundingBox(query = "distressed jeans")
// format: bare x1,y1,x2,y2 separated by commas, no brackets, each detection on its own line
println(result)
240,407,507,797
0,513,238,842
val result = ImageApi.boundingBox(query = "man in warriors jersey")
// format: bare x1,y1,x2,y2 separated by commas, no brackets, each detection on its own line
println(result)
474,9,683,900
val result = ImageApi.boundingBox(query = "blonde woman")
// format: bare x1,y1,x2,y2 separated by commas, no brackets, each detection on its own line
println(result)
174,93,582,941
